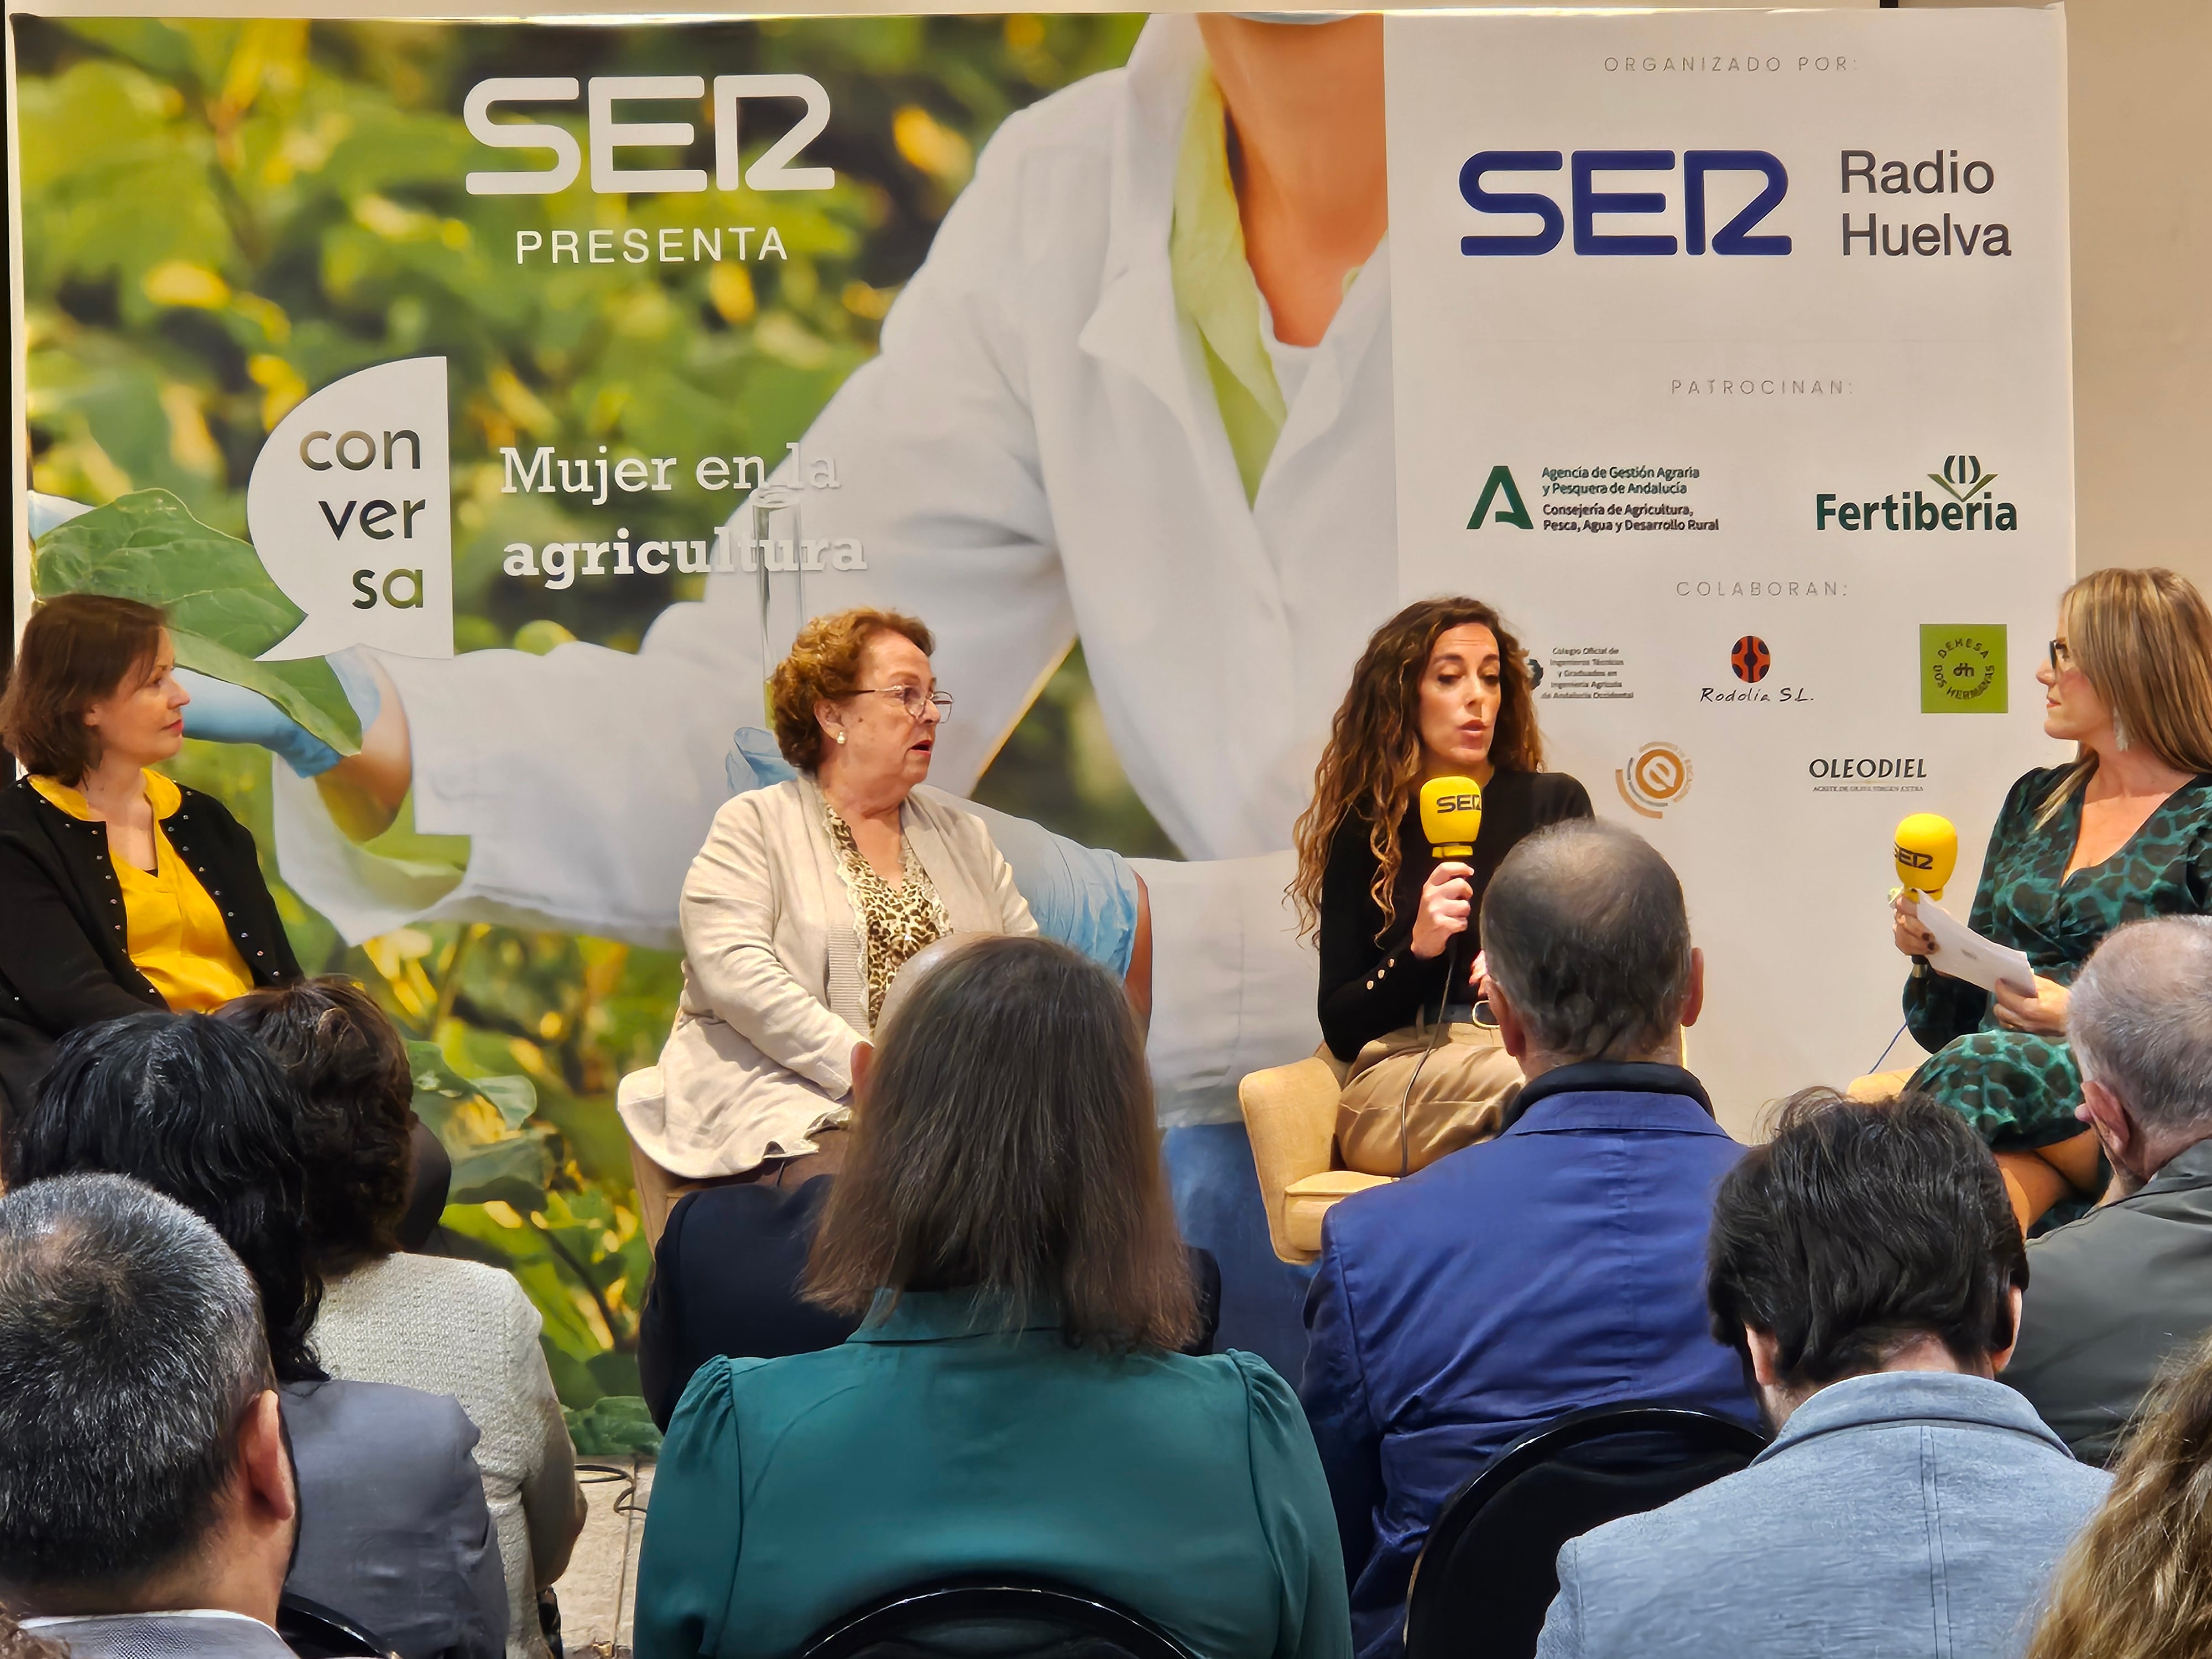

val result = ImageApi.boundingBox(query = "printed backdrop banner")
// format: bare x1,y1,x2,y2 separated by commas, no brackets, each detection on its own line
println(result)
13,11,2072,1408
1386,8,2073,1120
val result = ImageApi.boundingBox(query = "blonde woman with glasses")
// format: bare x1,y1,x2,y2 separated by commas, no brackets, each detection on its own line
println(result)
1891,568,2212,1228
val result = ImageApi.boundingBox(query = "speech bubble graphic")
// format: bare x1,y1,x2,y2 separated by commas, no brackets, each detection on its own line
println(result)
249,357,453,660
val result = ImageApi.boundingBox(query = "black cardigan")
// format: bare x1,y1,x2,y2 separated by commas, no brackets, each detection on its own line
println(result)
1317,770,1593,1062
0,775,300,1115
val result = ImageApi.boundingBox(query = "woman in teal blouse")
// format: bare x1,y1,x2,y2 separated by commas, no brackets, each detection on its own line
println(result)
634,935,1350,1659
1894,568,2212,1227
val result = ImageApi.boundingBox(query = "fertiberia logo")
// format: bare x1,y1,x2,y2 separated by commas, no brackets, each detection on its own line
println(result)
1817,454,2015,532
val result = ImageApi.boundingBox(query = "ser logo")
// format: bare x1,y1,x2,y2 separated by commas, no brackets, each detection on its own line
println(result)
1459,150,1790,258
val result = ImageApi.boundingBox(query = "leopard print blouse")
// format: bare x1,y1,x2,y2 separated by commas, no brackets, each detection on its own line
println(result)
826,803,951,1030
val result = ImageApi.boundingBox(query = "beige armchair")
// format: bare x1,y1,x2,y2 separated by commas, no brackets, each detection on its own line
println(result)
1238,1048,1394,1264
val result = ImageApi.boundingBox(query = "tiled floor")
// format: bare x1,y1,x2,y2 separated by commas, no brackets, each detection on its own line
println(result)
558,1459,656,1659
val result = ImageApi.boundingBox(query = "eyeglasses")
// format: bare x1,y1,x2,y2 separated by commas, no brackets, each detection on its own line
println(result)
2048,638,2073,674
852,686,953,723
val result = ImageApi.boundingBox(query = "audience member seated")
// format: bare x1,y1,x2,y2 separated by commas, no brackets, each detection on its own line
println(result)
0,1174,301,1659
635,935,1222,1426
625,608,1047,1244
1300,820,1756,1659
1535,1090,2108,1658
634,936,1349,1659
2024,1327,2212,1659
219,978,587,1659
0,594,300,1118
4,1011,508,1659
2002,916,2212,1463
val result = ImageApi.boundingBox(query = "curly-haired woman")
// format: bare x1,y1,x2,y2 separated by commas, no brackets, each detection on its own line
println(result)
625,608,1072,1243
1290,598,1590,1176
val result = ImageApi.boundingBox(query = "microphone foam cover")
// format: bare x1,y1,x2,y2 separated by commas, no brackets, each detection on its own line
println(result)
1420,776,1484,857
1893,812,1959,901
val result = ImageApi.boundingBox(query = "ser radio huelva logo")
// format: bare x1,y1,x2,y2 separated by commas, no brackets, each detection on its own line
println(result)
1816,453,2016,533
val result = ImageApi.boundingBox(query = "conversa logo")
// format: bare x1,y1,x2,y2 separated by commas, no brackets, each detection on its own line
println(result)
1467,465,1535,530
1815,454,2016,533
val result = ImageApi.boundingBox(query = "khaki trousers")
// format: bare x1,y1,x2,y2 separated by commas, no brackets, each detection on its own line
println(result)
1334,1020,1524,1178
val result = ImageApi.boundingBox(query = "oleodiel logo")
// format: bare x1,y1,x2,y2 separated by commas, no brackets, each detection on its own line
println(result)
1815,453,2016,533
1616,742,1692,818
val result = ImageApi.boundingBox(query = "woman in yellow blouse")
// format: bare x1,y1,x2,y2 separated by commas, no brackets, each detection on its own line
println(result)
0,593,300,1114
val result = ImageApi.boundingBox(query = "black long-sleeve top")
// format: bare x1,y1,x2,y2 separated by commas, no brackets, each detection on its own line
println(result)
1317,770,1593,1063
0,775,299,1114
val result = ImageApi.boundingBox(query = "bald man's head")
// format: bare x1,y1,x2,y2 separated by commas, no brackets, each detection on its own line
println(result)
2070,915,2212,1135
1479,819,1695,1064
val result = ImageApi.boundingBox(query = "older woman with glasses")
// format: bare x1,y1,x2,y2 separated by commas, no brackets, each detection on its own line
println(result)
623,608,1045,1241
1890,568,2212,1229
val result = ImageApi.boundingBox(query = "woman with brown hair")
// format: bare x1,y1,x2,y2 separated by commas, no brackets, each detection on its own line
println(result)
2023,1327,2212,1659
633,935,1348,1659
1289,597,1590,1176
1892,568,2212,1227
0,593,298,1114
220,977,586,1659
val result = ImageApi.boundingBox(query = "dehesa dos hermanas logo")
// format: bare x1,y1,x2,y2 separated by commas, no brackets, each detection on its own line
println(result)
1616,742,1693,819
1816,454,2016,533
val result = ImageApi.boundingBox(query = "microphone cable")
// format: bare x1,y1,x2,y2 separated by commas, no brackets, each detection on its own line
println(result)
1395,929,1465,1181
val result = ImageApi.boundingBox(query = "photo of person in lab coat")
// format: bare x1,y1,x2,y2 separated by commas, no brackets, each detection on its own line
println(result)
35,12,1396,1367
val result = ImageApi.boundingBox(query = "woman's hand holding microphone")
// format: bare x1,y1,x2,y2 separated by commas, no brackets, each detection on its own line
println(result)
1892,893,1937,958
1411,861,1474,960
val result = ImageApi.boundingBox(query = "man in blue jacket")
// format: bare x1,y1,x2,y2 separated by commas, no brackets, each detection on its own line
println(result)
1300,821,1757,1659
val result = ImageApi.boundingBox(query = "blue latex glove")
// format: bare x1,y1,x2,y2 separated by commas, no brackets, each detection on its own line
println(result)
723,727,1141,977
177,649,382,779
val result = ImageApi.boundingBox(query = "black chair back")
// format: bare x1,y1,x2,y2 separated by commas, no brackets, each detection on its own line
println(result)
276,1590,398,1659
801,1579,1197,1659
1403,1405,1767,1659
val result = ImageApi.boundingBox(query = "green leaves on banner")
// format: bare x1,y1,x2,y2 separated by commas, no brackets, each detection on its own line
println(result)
406,1039,557,1209
31,489,362,754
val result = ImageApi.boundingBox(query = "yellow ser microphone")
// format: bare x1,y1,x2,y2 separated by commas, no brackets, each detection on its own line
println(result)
1420,776,1485,858
1893,812,1959,901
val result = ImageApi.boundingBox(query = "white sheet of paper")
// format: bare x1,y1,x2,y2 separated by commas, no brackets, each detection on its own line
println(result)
1907,897,2037,996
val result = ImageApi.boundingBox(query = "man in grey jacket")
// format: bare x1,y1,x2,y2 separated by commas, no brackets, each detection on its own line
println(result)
0,1175,300,1659
1535,1092,2107,1659
2005,915,2212,1464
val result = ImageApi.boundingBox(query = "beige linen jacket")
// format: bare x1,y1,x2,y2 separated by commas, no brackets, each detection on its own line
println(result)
629,776,1035,1178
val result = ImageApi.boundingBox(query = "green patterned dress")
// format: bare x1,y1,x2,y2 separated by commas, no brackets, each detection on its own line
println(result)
1906,766,2212,1148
